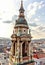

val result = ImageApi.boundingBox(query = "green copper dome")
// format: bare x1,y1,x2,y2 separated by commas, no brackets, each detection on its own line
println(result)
15,17,28,26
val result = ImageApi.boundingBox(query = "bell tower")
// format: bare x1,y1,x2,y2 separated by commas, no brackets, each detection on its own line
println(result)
9,0,34,65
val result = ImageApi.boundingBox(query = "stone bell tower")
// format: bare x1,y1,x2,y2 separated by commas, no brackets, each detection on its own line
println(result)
9,0,34,65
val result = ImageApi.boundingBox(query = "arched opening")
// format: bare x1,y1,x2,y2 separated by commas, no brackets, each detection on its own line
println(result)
22,42,27,57
13,43,15,55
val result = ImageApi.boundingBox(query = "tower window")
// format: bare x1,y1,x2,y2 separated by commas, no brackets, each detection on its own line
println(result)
24,30,25,32
19,30,21,32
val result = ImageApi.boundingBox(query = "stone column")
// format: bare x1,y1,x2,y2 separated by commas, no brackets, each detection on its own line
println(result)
26,42,29,56
29,43,30,61
11,42,14,55
20,43,23,62
9,42,14,65
15,39,20,63
15,42,16,61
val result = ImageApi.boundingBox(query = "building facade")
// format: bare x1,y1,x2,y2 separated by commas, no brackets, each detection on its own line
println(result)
0,53,8,65
9,0,34,65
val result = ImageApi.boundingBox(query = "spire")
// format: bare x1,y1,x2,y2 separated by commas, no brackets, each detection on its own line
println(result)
19,0,25,13
21,0,23,8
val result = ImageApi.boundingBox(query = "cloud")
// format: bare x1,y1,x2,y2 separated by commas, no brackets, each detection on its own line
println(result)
3,15,18,24
31,29,43,39
42,30,45,32
27,1,45,19
3,21,12,23
12,15,18,21
31,25,45,39
37,26,45,31
34,18,40,22
29,23,38,27
0,0,19,22
31,30,39,34
0,18,2,20
0,0,27,23
38,1,45,9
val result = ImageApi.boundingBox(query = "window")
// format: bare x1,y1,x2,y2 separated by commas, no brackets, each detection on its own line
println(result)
4,57,6,59
43,63,45,65
0,63,1,65
19,30,21,32
24,30,25,32
2,63,5,65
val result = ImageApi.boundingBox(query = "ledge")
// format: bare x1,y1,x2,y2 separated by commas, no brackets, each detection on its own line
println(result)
14,60,35,65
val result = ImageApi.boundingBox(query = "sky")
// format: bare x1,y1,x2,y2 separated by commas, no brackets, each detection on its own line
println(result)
0,0,45,39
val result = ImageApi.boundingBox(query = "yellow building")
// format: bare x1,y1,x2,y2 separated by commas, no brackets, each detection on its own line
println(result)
9,0,35,65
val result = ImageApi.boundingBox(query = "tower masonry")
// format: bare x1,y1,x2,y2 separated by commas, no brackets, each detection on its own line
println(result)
9,0,34,65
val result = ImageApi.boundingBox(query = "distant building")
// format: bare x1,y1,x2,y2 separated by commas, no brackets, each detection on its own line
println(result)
0,52,9,65
0,38,11,53
34,58,45,65
33,42,45,65
0,40,9,65
9,0,34,65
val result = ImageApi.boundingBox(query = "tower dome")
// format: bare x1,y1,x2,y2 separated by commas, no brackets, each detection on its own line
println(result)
15,17,28,26
15,0,28,28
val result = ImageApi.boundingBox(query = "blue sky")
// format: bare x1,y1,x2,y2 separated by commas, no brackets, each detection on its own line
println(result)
0,0,45,39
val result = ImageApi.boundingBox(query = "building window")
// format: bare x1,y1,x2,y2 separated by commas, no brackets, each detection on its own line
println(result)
24,30,25,32
43,63,45,65
19,30,22,32
2,63,5,65
4,57,6,59
0,63,1,65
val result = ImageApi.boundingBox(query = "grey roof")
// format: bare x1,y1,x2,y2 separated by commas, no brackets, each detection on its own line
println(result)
0,49,4,53
15,17,28,26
